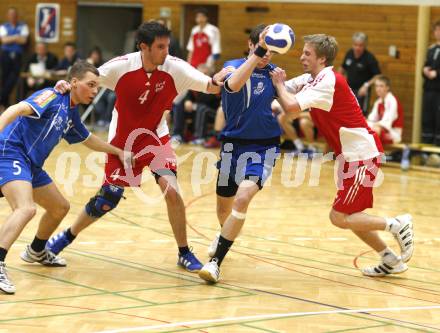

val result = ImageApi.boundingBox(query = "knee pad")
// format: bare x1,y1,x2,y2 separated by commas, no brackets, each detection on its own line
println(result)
85,184,125,218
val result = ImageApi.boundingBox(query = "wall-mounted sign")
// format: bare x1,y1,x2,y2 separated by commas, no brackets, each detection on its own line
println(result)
35,3,60,43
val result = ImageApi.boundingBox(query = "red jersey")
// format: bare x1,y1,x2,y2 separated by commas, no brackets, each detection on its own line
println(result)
187,23,221,68
98,53,210,153
287,67,383,162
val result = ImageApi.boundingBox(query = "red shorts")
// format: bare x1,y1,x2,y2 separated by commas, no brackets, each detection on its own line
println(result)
103,135,177,187
332,157,381,214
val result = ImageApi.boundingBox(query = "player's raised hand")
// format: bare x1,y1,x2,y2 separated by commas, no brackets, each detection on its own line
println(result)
270,67,287,86
259,25,270,49
54,80,71,94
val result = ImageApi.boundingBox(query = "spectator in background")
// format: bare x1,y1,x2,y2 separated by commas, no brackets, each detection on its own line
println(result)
86,46,104,67
86,46,115,129
339,32,380,115
23,42,58,96
273,99,317,155
0,7,29,110
367,75,404,145
156,18,183,59
56,42,79,74
421,20,440,146
186,8,221,72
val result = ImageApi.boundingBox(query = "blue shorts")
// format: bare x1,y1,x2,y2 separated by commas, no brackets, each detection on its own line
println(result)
216,142,280,197
0,148,52,190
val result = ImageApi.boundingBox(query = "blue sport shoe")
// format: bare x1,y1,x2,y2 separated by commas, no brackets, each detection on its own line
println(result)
47,230,71,255
177,250,203,273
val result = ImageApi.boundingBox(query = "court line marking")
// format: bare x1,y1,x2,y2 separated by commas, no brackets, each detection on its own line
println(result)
93,305,440,333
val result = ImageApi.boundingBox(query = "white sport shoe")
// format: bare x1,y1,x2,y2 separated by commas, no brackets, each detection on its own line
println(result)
20,245,67,267
207,233,220,258
198,259,220,283
362,259,408,277
394,214,414,263
0,262,15,294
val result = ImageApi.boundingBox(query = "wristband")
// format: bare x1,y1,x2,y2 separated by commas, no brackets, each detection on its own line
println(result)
254,45,268,58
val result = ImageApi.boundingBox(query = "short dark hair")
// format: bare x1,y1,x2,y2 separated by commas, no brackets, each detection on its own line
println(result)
136,21,170,48
249,24,267,45
67,60,99,81
195,8,209,17
64,42,76,49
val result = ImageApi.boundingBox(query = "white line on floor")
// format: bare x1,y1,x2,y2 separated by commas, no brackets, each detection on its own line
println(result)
93,305,440,333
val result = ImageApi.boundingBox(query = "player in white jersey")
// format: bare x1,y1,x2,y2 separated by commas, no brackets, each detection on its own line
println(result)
271,34,414,277
48,22,228,272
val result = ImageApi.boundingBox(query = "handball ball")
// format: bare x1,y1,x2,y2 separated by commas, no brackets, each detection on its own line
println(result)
264,23,295,54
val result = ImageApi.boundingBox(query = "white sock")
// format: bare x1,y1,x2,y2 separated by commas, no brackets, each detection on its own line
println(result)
378,247,399,265
294,138,304,150
385,217,400,234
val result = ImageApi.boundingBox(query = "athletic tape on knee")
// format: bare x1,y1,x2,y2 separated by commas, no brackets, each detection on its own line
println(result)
231,209,246,220
85,184,124,218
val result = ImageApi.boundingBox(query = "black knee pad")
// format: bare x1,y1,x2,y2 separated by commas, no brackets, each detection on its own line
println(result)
85,184,124,218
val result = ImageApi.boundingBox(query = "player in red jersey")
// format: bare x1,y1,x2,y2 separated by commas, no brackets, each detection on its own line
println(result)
48,22,228,272
271,34,414,277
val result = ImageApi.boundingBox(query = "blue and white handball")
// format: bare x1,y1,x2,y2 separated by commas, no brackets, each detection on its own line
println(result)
264,23,295,54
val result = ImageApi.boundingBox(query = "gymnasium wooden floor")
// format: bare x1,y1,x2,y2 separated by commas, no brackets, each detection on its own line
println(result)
1,140,440,332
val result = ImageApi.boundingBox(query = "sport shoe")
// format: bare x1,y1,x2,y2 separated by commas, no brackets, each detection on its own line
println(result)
394,214,414,263
208,233,220,258
20,245,67,267
198,259,220,283
0,262,15,294
177,250,203,273
47,230,71,255
362,259,408,277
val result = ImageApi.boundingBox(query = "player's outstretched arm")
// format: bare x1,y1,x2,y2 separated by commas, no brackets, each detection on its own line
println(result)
81,134,135,169
271,68,302,117
53,80,72,94
0,102,33,133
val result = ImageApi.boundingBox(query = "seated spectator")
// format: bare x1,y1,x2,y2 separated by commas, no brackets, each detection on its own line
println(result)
86,46,103,67
189,64,221,144
23,42,58,96
203,105,224,148
87,46,114,129
56,42,79,74
170,91,196,147
273,100,317,156
367,75,404,145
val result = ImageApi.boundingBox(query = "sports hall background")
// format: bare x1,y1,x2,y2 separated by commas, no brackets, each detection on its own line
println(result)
2,0,439,143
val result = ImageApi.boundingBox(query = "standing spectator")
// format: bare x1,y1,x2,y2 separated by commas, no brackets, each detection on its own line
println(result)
421,20,440,146
23,42,58,96
339,32,380,115
186,8,221,72
0,7,29,110
367,75,404,145
56,42,79,74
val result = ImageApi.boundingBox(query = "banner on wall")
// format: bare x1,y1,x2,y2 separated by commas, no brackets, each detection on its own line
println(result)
35,3,60,43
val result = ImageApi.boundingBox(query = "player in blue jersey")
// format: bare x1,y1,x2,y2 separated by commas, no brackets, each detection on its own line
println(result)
0,60,133,294
198,24,281,283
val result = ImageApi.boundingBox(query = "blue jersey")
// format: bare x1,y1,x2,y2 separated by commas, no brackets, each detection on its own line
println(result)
220,58,281,141
0,22,28,54
0,88,90,167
